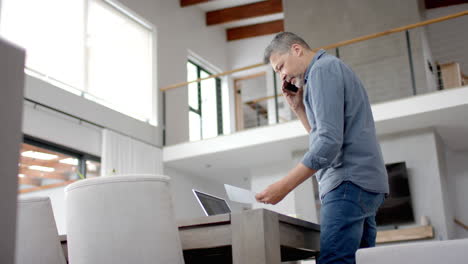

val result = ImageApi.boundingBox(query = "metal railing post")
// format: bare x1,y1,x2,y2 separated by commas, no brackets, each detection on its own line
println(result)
256,103,260,127
405,30,417,95
273,70,279,123
162,91,166,146
436,63,444,90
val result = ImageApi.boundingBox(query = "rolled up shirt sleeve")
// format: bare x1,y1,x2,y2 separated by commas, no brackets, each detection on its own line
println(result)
302,65,345,171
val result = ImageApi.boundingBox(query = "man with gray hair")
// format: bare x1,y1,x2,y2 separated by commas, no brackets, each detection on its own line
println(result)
255,32,389,264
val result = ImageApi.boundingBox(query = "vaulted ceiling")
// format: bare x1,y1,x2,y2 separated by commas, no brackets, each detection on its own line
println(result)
180,0,284,41
181,0,468,41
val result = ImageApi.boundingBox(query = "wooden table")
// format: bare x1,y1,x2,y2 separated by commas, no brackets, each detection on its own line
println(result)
60,208,320,264
179,208,320,263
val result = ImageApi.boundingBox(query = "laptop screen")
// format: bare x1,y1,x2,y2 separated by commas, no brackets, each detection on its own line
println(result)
192,189,231,216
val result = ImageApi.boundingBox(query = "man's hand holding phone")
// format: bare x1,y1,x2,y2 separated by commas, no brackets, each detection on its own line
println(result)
282,81,304,113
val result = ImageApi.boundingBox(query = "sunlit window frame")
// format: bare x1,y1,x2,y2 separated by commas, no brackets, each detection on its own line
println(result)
187,60,223,141
85,0,157,125
20,135,101,193
0,0,157,125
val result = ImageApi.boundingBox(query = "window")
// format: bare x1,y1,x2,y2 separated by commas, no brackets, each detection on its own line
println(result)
86,0,154,123
19,136,101,193
0,0,85,89
187,60,223,141
0,0,155,124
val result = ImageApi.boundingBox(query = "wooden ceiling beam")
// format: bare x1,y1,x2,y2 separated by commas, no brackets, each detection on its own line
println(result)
206,0,283,26
227,19,283,41
424,0,467,9
180,0,214,7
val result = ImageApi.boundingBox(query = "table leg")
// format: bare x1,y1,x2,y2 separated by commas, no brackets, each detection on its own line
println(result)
231,209,281,264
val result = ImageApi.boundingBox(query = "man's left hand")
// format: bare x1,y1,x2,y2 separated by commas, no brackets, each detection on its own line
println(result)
255,180,291,205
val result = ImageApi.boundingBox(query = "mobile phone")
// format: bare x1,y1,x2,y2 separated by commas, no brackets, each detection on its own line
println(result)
284,81,299,92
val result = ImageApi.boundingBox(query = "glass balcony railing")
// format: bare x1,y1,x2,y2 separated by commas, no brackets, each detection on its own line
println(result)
161,11,468,146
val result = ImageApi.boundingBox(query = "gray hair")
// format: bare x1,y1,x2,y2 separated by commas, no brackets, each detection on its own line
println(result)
263,32,311,64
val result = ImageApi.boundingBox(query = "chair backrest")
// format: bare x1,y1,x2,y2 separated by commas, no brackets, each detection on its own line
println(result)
356,238,468,264
0,37,25,264
65,174,185,264
15,197,66,264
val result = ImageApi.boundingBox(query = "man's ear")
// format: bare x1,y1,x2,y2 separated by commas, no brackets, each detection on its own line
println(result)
291,44,303,57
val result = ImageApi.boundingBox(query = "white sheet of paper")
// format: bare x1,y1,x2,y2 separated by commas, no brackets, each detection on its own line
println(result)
224,184,257,204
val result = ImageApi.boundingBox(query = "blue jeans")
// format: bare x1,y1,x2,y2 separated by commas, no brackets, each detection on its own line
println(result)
318,181,385,264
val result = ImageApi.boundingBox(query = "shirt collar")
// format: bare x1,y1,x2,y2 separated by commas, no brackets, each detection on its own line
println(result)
304,49,326,84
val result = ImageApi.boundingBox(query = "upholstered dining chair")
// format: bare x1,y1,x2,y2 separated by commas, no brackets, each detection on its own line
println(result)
65,174,184,264
15,197,66,264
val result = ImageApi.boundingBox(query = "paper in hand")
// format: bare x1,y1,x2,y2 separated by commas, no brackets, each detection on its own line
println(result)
224,184,257,204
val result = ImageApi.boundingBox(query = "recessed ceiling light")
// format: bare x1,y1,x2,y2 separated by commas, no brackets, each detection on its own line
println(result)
18,174,25,178
21,151,58,160
59,158,79,166
29,165,55,172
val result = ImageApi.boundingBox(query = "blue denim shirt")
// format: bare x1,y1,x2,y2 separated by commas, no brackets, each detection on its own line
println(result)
301,49,389,200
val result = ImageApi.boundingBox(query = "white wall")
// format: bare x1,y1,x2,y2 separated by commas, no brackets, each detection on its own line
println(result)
22,100,102,157
425,3,468,74
434,132,455,239
227,34,275,72
250,160,297,216
291,150,319,224
445,149,468,238
379,129,453,240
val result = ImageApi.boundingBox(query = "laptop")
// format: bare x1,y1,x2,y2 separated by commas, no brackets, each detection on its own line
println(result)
192,189,231,216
